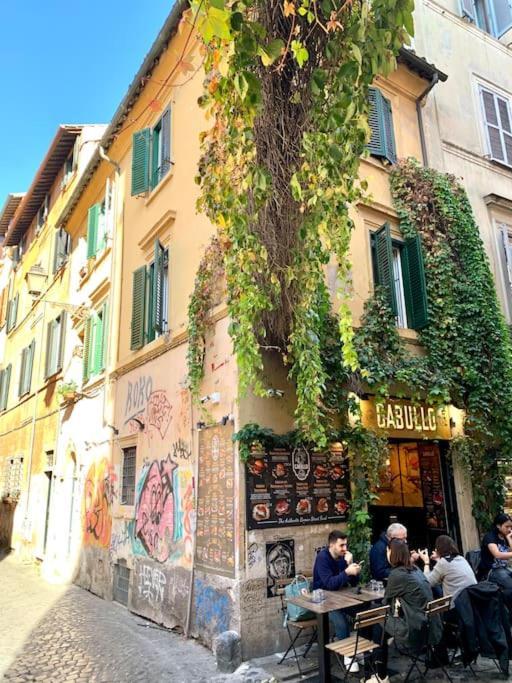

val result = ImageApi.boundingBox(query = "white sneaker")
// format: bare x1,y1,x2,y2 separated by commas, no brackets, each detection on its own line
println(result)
343,656,359,673
364,676,390,683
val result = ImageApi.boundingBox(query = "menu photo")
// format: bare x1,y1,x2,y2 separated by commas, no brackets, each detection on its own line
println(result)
246,443,350,530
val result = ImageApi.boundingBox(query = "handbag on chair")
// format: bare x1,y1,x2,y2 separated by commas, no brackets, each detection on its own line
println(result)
285,575,315,623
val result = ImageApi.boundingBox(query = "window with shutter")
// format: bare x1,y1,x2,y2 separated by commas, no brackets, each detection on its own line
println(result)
18,348,27,398
130,267,147,350
0,364,12,411
6,293,19,333
374,223,398,315
480,86,512,167
152,240,165,334
18,340,35,397
402,235,429,330
53,228,71,273
372,227,429,330
367,88,397,165
460,0,476,20
131,129,151,196
86,204,101,258
83,317,92,383
45,313,66,378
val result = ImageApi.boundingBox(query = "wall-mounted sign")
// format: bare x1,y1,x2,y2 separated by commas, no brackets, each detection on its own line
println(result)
245,443,350,530
360,398,452,440
196,424,236,577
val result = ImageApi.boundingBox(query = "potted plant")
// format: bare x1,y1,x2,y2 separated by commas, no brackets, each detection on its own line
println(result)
57,380,79,403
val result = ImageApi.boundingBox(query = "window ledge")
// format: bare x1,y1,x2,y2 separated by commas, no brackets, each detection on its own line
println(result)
145,166,174,207
398,327,420,342
78,245,111,289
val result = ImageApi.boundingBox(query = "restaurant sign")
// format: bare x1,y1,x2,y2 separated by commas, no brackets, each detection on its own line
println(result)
361,398,451,440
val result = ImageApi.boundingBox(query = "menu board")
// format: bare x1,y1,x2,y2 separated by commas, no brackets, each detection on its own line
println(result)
245,443,350,530
196,425,236,577
419,443,447,531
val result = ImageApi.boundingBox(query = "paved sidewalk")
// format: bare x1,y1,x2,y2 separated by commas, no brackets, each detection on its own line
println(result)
0,554,260,683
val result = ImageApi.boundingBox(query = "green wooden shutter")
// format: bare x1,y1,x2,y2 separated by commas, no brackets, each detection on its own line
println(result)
367,88,385,158
86,204,100,258
152,240,164,335
367,88,396,164
83,317,92,383
146,266,155,344
10,294,18,331
57,311,67,373
382,95,397,164
1,364,11,410
53,229,70,273
130,267,147,350
18,347,27,397
100,301,108,371
5,300,11,333
44,321,53,378
161,108,171,179
26,340,35,395
374,223,397,315
402,235,429,330
131,129,151,196
92,310,104,374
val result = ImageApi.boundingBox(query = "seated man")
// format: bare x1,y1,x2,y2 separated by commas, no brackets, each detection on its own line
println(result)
370,522,420,581
313,530,361,672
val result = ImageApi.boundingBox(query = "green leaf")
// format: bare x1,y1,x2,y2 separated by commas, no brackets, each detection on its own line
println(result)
234,72,249,100
291,40,309,68
290,174,303,201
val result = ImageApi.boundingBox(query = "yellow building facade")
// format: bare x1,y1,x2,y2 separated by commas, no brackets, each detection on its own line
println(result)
1,0,506,660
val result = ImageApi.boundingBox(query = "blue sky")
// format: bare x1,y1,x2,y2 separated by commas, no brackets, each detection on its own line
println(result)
0,1,174,201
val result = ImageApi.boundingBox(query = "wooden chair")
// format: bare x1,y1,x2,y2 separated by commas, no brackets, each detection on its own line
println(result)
277,577,317,677
403,595,454,683
326,604,390,682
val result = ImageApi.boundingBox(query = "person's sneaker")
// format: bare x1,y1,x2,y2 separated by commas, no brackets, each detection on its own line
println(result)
364,676,390,683
343,656,360,672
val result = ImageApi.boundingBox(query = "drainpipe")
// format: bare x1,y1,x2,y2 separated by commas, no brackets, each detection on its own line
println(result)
98,147,122,437
416,72,439,168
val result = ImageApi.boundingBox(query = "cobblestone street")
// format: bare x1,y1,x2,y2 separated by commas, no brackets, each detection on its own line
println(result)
0,554,226,683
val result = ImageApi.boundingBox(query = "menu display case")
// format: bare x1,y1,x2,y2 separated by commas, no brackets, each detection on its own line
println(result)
245,443,350,530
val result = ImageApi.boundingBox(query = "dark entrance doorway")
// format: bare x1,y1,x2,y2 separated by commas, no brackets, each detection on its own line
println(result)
369,440,461,551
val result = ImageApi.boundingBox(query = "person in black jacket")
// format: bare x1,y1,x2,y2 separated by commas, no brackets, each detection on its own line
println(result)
370,523,420,581
384,539,442,656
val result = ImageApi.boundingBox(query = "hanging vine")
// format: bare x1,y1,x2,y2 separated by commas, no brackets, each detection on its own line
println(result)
382,159,512,531
187,0,413,445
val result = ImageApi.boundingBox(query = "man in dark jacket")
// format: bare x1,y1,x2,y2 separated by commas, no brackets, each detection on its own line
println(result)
370,523,419,580
313,530,361,672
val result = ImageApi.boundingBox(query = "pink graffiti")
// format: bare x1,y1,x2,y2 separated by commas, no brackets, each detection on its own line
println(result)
182,481,194,561
146,391,172,439
135,455,176,562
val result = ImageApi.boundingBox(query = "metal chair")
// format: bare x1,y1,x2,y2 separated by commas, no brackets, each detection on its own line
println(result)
277,579,317,677
326,604,390,682
403,595,454,683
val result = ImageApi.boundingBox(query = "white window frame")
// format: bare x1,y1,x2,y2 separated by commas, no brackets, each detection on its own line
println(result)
392,247,408,329
464,0,512,37
479,85,512,168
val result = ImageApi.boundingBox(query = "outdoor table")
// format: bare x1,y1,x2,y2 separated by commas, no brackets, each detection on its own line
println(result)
348,587,386,603
287,589,367,682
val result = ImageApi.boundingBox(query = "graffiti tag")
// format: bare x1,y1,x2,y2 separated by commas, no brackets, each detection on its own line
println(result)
135,456,176,562
83,459,117,548
194,578,231,635
146,390,172,439
138,564,167,607
172,439,191,461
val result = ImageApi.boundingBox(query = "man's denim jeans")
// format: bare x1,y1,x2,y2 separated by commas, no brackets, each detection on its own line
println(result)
329,609,349,639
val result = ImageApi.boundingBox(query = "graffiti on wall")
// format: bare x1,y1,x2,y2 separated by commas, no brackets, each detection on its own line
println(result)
110,519,135,558
135,455,177,563
194,578,231,635
83,459,117,548
124,375,172,441
138,563,167,608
